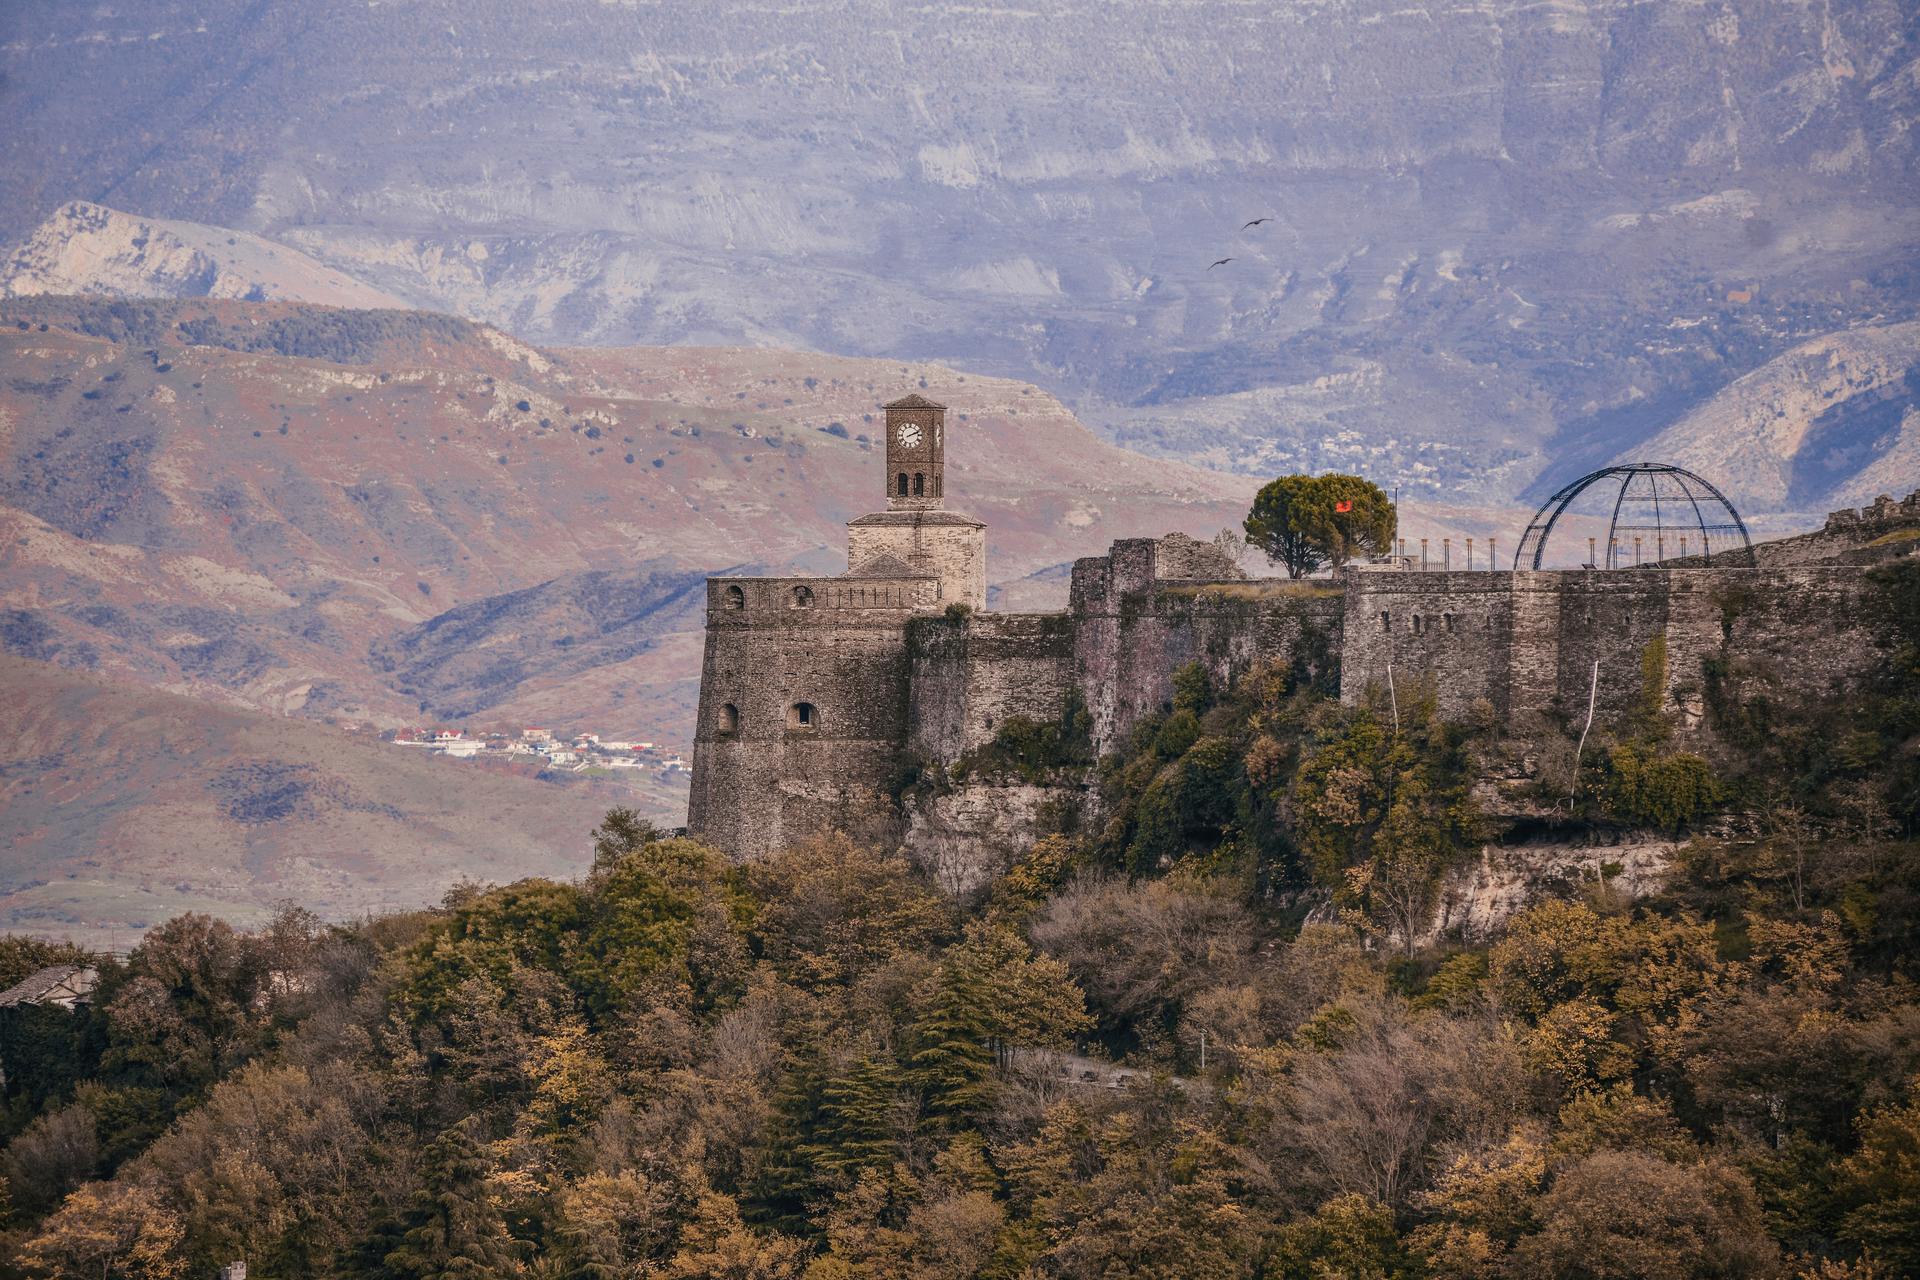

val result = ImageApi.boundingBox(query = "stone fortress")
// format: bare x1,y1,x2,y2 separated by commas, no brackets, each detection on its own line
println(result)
688,395,1918,886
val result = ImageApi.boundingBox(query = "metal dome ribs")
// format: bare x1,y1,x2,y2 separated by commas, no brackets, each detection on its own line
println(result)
1515,464,1754,570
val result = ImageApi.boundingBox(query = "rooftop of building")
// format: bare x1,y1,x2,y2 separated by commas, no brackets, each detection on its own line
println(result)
0,963,98,1009
847,509,984,528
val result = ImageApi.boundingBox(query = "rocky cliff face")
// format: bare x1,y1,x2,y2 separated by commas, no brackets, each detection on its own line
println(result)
3,1,1913,514
3,202,412,310
1415,837,1679,949
905,784,1068,899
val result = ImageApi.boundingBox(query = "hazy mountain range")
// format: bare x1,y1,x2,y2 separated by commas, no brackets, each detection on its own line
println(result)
0,655,628,947
4,0,1916,513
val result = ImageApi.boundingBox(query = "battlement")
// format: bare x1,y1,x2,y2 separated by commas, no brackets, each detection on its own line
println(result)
1340,563,1891,726
1824,489,1920,531
707,575,939,616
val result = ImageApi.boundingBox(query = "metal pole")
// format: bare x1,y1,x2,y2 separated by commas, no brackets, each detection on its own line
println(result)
1588,536,1597,567
1635,536,1643,567
1420,538,1428,571
1489,537,1497,570
1387,663,1400,734
1466,537,1473,570
1443,537,1451,571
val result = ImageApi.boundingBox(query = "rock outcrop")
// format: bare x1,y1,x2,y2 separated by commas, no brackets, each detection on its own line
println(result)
3,202,411,309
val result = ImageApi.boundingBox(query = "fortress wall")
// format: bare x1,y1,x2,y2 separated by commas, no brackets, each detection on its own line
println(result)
906,613,1074,764
1070,541,1344,755
687,576,932,859
1543,568,1890,733
1343,565,1899,737
1545,572,1675,727
1661,566,1892,727
1340,572,1521,717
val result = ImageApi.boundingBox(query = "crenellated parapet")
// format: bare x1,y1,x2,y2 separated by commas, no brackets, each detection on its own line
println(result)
1824,489,1920,533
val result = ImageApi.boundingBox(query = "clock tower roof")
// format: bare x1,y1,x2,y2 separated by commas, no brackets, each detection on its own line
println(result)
882,393,947,410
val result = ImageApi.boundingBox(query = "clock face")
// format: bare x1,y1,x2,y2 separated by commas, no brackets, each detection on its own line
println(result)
895,422,923,448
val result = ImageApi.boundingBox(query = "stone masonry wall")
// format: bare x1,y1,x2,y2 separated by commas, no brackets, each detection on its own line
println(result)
846,511,988,609
1070,539,1344,757
688,575,935,860
1341,565,1897,737
906,612,1075,763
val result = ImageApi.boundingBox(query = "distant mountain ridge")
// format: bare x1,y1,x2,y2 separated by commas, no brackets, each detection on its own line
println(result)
3,202,412,310
2,0,1914,507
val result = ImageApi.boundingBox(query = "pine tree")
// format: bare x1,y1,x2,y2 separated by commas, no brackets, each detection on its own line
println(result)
908,958,997,1123
382,1119,522,1279
809,1052,908,1179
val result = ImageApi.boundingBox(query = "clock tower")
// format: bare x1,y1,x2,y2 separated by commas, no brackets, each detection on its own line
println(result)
883,393,945,510
840,391,985,609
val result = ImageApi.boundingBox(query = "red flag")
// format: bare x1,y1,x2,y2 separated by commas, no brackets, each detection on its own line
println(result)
1334,499,1353,513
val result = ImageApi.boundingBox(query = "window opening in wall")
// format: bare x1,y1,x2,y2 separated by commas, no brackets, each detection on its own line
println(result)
1380,611,1391,632
1443,612,1455,633
1412,615,1425,636
934,475,942,497
723,585,745,611
719,703,739,732
913,472,925,496
898,472,910,496
791,585,815,609
789,702,817,729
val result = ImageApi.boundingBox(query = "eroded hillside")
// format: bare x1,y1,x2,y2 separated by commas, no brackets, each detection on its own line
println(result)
0,655,634,948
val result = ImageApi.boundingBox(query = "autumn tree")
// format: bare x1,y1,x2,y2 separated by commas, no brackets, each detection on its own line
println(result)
1834,1077,1920,1274
1507,1151,1779,1280
19,1180,187,1280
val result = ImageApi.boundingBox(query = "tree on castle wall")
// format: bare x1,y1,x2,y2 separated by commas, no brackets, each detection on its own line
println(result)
1244,474,1396,578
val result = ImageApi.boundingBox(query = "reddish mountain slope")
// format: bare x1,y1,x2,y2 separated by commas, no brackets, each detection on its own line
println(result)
0,656,634,950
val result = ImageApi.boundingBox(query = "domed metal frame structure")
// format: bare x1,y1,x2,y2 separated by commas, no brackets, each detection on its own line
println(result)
1515,463,1753,570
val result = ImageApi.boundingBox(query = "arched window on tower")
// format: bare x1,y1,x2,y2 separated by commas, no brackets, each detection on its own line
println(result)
718,703,739,733
723,585,745,611
898,472,910,496
913,473,925,496
788,702,817,730
791,585,814,609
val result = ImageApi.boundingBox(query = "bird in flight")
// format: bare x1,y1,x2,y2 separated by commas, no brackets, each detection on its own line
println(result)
1208,257,1233,270
1242,217,1271,229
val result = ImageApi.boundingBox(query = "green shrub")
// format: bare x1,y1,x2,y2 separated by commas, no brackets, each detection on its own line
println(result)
1603,745,1721,832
